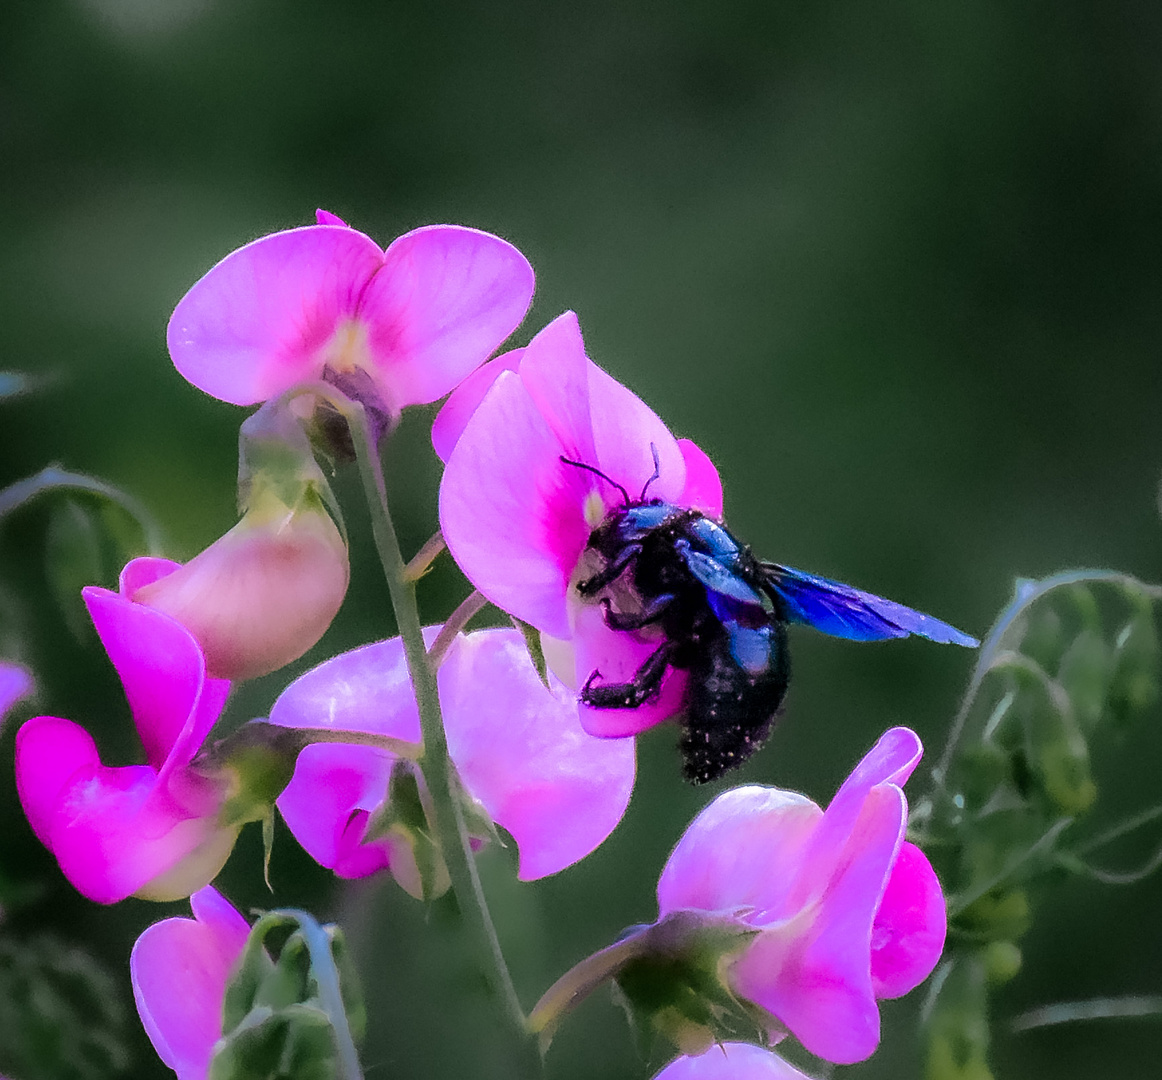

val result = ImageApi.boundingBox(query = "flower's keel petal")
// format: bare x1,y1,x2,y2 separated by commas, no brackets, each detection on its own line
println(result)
870,840,947,998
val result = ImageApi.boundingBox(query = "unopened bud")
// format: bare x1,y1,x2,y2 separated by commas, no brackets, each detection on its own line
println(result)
126,494,348,681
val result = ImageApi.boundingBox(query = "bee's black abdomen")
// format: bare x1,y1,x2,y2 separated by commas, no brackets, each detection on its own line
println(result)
679,625,790,784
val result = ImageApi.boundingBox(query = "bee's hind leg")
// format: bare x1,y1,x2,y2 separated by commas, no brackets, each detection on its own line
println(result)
580,640,678,709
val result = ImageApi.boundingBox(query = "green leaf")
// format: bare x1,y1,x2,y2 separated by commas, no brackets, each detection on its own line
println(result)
511,616,551,689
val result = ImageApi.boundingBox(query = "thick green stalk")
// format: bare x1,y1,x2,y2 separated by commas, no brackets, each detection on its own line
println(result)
347,405,538,1071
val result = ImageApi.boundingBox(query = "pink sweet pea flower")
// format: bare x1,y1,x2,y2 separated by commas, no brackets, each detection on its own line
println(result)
0,661,33,726
15,588,237,903
437,310,721,737
131,886,250,1080
657,726,946,1065
270,626,636,891
168,210,535,414
653,1043,815,1080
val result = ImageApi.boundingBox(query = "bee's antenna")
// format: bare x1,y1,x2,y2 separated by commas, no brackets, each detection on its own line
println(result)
639,442,662,501
559,455,631,507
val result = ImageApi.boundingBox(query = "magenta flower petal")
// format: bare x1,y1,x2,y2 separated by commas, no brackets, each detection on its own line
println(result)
648,728,944,1066
83,586,229,774
572,601,688,737
132,886,250,1080
441,371,592,637
870,840,947,998
439,628,635,880
15,716,233,903
272,627,635,882
168,224,385,406
431,347,524,463
676,438,724,518
657,785,821,918
0,661,33,724
361,225,535,408
733,784,906,1064
316,208,347,227
653,1044,815,1080
271,635,421,877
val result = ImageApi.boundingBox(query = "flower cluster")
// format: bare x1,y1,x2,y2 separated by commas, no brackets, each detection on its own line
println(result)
11,211,962,1079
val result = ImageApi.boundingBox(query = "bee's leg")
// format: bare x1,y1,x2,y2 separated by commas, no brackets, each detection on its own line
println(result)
580,640,678,709
599,594,674,631
576,543,642,597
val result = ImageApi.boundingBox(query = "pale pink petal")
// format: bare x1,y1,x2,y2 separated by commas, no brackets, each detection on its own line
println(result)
572,600,689,736
360,225,534,408
732,785,906,1064
430,348,524,462
270,635,424,877
657,785,821,918
439,629,636,880
268,635,421,739
15,716,231,903
167,225,384,405
0,662,33,723
653,1044,815,1080
83,587,229,774
131,888,248,1080
870,841,946,998
677,439,724,519
440,372,593,637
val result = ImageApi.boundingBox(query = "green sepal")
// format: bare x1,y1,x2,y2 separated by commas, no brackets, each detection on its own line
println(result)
237,397,346,546
199,721,305,828
214,911,365,1080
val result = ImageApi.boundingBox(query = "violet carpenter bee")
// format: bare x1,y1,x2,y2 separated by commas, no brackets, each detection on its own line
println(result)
563,453,977,783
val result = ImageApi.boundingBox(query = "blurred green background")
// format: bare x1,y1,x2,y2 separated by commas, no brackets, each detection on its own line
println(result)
1,0,1160,1077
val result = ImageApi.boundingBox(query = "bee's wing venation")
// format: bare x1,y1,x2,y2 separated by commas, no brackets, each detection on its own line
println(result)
759,563,978,647
675,541,765,606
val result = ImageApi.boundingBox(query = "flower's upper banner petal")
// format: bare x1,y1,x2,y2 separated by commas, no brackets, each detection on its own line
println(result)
362,225,534,408
653,1044,815,1080
168,224,385,405
657,785,820,918
439,629,635,880
676,439,723,519
131,887,249,1080
733,785,906,1064
869,840,947,998
82,587,228,775
441,372,592,637
431,348,524,462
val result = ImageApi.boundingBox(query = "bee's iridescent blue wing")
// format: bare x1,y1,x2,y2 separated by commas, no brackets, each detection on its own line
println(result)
759,563,978,647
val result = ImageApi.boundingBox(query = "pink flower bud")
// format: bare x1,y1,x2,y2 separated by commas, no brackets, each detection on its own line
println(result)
125,497,349,681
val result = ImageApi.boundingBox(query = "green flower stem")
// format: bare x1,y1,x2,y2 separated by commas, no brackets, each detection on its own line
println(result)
933,569,1162,788
347,403,538,1071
